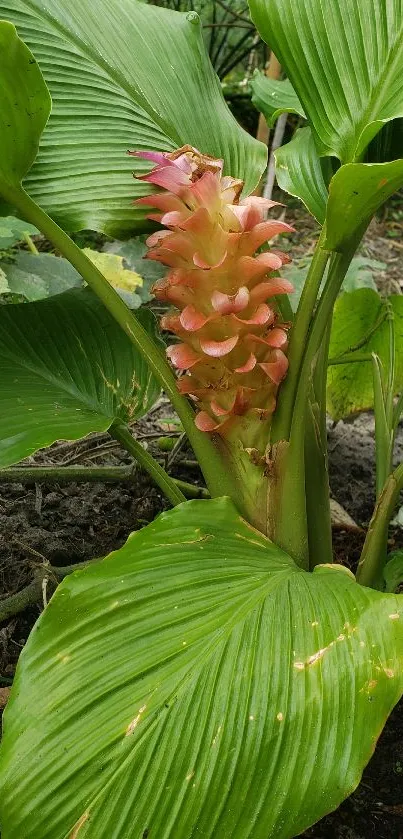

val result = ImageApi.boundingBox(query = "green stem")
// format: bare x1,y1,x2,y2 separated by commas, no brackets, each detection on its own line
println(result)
272,230,330,442
328,353,372,365
306,323,333,568
0,558,102,623
372,354,394,499
356,462,403,589
0,577,43,623
23,232,39,254
0,466,209,499
109,422,186,506
1,184,235,502
295,244,361,405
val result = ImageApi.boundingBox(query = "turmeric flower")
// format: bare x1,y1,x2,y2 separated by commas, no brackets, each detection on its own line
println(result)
132,146,293,436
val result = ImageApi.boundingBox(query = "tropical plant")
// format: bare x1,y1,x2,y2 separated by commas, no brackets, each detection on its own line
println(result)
0,2,403,839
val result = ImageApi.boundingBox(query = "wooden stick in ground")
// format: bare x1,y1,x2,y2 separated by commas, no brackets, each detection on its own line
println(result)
254,52,282,195
263,111,288,200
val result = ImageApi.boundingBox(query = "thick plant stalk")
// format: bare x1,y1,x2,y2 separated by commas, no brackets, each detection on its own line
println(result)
255,52,282,192
357,462,403,589
133,146,293,443
263,112,288,201
109,422,186,506
0,467,209,499
132,145,295,533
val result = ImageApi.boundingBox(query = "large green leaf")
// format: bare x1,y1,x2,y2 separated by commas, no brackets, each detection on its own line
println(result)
0,216,39,250
325,159,403,251
250,70,305,127
283,256,382,313
1,498,403,838
0,288,161,467
249,0,403,163
0,252,82,301
0,22,50,194
0,0,266,237
327,289,403,420
0,250,146,307
274,127,330,223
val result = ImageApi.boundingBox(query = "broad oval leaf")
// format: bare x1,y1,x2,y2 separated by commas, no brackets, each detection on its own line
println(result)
0,216,39,249
274,127,331,223
249,0,403,163
0,0,266,236
324,159,403,251
0,252,83,301
327,289,403,420
0,21,50,193
0,288,161,467
250,70,305,127
1,498,403,838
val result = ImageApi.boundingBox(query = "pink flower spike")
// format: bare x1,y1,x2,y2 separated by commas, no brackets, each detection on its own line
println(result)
191,171,221,211
210,398,234,417
255,252,284,271
259,350,289,384
145,229,172,248
166,344,201,370
250,279,294,303
235,304,273,327
161,210,191,227
265,328,289,348
137,165,191,193
200,336,238,357
234,196,280,231
180,305,211,331
211,287,249,315
272,249,292,266
235,353,257,374
129,150,171,166
193,250,227,270
195,412,220,432
248,220,295,252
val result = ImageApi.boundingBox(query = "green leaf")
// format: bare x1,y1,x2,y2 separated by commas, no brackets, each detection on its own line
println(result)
325,160,403,251
0,216,39,250
250,70,305,127
327,289,403,420
384,552,403,593
0,288,161,467
0,250,147,307
274,127,331,223
0,252,83,301
0,0,266,237
249,0,403,163
0,21,50,195
104,237,165,303
283,255,381,313
342,257,385,293
1,498,403,838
